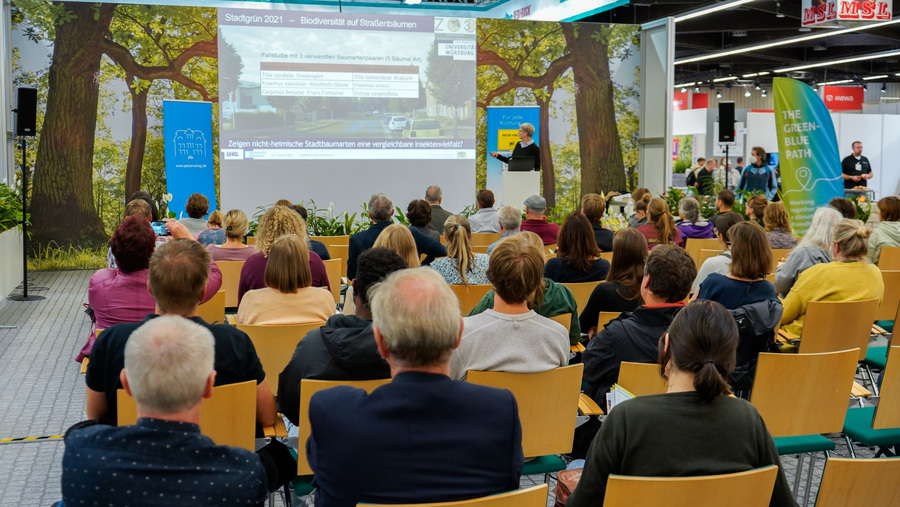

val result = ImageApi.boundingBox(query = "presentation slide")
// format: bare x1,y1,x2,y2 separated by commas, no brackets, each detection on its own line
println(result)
218,9,476,161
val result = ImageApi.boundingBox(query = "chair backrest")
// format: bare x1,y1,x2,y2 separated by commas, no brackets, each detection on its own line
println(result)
685,238,722,268
215,260,245,308
750,349,860,437
549,313,571,331
330,245,350,278
616,362,668,396
873,345,900,430
814,457,900,507
356,484,549,507
876,271,900,321
247,236,257,246
797,299,879,361
561,281,604,314
603,465,779,507
697,248,724,269
471,245,490,255
450,284,493,316
769,249,792,273
467,364,583,457
237,322,326,395
298,378,391,476
544,252,555,262
196,290,226,325
470,232,501,246
117,380,256,451
764,272,775,284
310,235,350,248
600,251,613,263
878,246,900,270
596,311,622,331
323,259,342,304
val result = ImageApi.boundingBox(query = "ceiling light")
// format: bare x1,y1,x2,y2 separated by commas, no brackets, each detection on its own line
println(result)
862,75,889,80
732,31,748,37
674,82,697,88
882,84,887,93
813,45,827,52
773,49,900,73
755,81,761,90
695,86,701,93
403,0,423,4
775,1,785,18
741,72,770,78
744,90,752,97
818,79,854,86
863,83,868,91
676,19,900,65
716,89,723,98
761,89,767,97
681,87,687,93
674,0,755,23
712,76,738,82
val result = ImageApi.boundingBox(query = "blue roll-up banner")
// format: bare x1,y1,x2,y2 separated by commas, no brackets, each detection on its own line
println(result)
486,106,540,204
163,100,216,219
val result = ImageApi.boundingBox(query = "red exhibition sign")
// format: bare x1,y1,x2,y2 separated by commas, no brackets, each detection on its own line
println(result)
673,90,688,111
822,86,864,111
802,0,892,26
692,93,709,109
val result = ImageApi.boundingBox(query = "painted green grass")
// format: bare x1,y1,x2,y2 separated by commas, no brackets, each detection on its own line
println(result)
28,244,107,271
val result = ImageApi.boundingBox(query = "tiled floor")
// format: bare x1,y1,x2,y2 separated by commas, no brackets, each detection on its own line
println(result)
0,270,886,506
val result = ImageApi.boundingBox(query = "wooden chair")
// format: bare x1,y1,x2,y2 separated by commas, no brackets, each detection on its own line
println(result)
603,465,779,507
215,260,245,308
843,346,900,458
544,252,555,262
247,236,256,246
749,349,860,505
323,259,342,304
780,299,879,363
561,281,603,314
356,484,549,507
310,235,350,248
684,238,721,268
697,248,724,268
878,246,900,270
470,232,501,246
118,380,256,451
875,270,900,321
814,458,900,507
770,249,792,272
80,328,103,374
237,322,326,395
328,245,350,278
196,290,225,324
450,284,493,315
599,251,613,263
616,361,667,396
297,378,390,476
467,365,584,478
471,245,490,255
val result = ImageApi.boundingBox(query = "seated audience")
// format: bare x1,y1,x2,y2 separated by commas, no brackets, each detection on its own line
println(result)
196,209,226,247
566,300,795,507
711,189,734,225
208,209,258,261
452,235,569,380
521,194,560,245
637,198,682,250
773,206,842,296
581,193,613,251
343,224,419,316
868,196,900,264
544,212,610,283
691,212,744,294
579,228,648,337
85,238,275,428
582,245,695,405
63,317,270,505
781,219,884,337
238,205,329,304
472,232,580,345
745,194,767,228
407,199,441,242
628,189,651,228
128,190,159,221
486,205,522,255
675,197,715,245
278,248,407,426
237,234,335,325
468,189,501,233
829,196,857,219
763,202,798,249
430,215,490,285
288,205,331,260
178,192,211,237
107,199,157,269
79,217,221,362
425,184,453,234
306,268,523,506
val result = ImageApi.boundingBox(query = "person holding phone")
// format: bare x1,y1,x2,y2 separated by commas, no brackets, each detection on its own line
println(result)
489,123,541,172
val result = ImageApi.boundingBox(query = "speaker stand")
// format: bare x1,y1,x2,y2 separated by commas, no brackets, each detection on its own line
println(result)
8,137,44,302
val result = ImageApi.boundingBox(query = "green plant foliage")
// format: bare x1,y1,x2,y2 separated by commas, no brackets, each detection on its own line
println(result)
0,183,27,234
27,243,107,271
852,197,872,224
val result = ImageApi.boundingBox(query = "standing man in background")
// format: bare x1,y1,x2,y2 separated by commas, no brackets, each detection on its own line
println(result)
841,141,873,189
425,185,453,234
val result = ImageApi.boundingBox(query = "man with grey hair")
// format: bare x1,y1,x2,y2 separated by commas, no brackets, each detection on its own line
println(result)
486,205,522,255
307,268,523,507
520,194,559,245
425,184,453,233
62,316,269,505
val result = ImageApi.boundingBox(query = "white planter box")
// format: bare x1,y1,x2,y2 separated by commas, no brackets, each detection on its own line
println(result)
0,228,23,297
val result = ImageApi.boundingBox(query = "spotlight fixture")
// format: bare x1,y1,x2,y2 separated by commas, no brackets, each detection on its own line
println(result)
761,89,768,97
695,86,701,93
863,83,868,91
744,89,751,97
775,1,785,18
716,89,723,98
882,84,887,93
681,87,687,93
754,81,761,90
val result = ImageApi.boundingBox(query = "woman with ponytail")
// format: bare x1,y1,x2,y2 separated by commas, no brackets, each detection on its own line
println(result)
429,215,490,285
566,300,795,507
780,219,884,337
637,197,682,250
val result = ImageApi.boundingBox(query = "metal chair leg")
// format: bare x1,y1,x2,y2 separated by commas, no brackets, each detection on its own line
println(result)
864,364,880,396
791,453,803,500
801,453,819,507
844,435,857,458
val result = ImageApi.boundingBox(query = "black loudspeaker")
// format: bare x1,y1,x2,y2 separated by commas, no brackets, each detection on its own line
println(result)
718,101,735,143
16,88,38,137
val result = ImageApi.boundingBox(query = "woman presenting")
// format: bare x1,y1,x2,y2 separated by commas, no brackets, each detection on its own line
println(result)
489,123,540,171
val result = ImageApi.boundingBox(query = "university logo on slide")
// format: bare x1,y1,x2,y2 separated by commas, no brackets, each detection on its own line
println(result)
172,128,208,159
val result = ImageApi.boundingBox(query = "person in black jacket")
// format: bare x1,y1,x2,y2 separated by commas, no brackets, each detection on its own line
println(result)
277,248,408,425
581,193,614,252
489,123,540,172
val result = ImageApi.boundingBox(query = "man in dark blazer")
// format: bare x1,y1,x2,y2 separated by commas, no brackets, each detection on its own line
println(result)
425,184,453,233
306,268,524,507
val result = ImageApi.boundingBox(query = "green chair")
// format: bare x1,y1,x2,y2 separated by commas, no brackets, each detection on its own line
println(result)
843,345,900,458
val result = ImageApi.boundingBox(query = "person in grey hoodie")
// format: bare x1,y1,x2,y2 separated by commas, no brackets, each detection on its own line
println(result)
773,206,842,297
868,196,900,265
277,248,408,425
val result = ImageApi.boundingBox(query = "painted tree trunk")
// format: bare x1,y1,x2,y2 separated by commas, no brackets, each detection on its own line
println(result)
125,85,149,199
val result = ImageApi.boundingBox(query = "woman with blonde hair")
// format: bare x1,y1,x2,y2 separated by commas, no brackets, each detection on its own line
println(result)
208,209,257,261
780,219,884,336
237,234,335,325
763,202,798,249
773,206,842,296
430,215,489,285
343,224,420,315
637,198,681,249
237,205,330,303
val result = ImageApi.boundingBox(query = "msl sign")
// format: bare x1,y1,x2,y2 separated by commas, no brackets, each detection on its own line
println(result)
822,86,864,111
802,0,892,26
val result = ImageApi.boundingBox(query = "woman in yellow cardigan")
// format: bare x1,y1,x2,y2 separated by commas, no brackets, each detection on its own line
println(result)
780,219,884,336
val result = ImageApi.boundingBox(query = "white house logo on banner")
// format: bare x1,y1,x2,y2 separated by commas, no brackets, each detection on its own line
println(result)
172,129,208,159
802,0,892,26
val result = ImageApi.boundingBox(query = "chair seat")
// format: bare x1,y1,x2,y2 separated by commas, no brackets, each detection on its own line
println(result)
772,435,835,455
843,406,900,447
864,346,889,370
521,454,566,476
874,320,895,333
291,475,315,496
